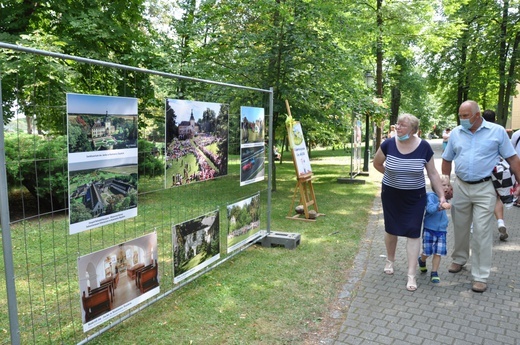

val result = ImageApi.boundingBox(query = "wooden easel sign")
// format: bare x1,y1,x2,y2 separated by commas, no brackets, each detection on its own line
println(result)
288,121,313,177
285,100,324,221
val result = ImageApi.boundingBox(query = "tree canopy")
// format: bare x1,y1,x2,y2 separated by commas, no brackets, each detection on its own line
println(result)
2,0,520,140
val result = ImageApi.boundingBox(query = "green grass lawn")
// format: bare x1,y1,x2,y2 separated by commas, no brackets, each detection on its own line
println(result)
1,147,382,345
89,148,381,345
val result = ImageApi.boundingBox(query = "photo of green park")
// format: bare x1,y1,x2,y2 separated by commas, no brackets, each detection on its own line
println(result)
226,193,261,253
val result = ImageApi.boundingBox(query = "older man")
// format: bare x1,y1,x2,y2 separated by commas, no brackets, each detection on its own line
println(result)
442,100,520,292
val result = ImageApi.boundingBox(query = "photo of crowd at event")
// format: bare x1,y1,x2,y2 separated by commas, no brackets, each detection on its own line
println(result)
165,99,229,187
167,136,221,185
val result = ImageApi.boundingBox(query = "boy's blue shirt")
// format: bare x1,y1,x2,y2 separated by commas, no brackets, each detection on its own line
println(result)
424,191,449,232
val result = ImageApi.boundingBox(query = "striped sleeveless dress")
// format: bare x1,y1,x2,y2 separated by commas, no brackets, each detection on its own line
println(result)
380,138,433,238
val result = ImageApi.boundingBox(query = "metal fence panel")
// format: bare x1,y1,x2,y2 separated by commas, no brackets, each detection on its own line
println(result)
0,43,274,345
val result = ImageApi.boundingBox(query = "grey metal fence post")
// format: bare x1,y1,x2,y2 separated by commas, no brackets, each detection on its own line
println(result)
266,87,274,234
0,74,21,345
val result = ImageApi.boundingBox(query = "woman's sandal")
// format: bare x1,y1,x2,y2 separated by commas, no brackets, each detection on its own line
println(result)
406,275,417,291
384,259,394,275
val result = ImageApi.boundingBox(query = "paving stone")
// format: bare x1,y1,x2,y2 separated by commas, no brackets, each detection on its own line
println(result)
329,139,520,344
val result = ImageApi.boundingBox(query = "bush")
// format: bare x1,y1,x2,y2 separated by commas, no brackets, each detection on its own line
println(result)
5,135,165,213
5,133,68,210
138,139,164,177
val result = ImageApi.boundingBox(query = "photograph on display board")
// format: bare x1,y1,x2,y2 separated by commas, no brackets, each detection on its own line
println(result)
240,146,265,186
288,122,312,176
226,193,261,253
240,106,265,146
173,210,220,283
77,232,159,332
68,160,137,232
165,99,228,188
67,93,138,234
239,106,265,186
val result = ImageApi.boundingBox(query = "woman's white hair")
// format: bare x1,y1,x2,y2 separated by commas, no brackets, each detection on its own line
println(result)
397,113,419,133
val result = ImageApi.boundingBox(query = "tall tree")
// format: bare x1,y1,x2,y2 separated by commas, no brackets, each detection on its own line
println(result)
496,0,520,125
423,0,520,126
1,0,158,131
358,0,436,142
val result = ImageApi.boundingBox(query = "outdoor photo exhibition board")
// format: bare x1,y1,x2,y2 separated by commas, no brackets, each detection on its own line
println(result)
240,106,265,186
226,193,261,253
287,121,312,177
77,232,159,332
165,99,229,188
67,93,138,234
173,210,221,283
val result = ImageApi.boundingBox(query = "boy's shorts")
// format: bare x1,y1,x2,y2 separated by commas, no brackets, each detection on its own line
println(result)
422,228,447,256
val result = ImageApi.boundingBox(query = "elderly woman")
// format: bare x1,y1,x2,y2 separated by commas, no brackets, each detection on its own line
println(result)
373,113,446,291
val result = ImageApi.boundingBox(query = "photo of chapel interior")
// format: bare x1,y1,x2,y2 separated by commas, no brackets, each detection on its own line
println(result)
78,233,158,324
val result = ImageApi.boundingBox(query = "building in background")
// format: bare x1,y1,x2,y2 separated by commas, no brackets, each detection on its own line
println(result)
509,84,520,130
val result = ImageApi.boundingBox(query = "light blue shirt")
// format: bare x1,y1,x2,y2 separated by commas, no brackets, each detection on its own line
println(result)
442,119,516,182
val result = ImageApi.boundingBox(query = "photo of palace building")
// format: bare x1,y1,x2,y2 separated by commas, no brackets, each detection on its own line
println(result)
67,93,139,234
69,165,138,226
72,178,136,218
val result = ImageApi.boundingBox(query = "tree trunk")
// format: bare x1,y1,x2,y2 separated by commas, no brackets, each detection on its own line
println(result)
390,86,400,128
375,0,384,151
457,30,469,122
26,115,33,134
266,0,283,192
496,0,509,126
503,31,520,126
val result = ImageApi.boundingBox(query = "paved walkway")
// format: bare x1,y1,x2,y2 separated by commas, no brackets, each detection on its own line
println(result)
328,139,520,345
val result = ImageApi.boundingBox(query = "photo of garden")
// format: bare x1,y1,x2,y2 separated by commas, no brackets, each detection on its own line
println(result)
165,99,229,187
226,193,261,253
172,210,220,283
239,106,266,186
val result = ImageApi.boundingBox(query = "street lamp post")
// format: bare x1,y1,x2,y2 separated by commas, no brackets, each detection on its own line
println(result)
363,72,374,173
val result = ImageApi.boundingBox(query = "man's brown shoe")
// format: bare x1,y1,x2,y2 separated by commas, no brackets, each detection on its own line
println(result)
448,263,462,273
472,281,487,292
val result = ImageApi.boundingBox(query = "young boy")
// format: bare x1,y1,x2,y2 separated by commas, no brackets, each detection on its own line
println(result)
418,177,453,283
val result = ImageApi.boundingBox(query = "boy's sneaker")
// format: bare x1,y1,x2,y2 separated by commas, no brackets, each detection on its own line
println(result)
418,257,427,273
498,219,508,241
431,271,440,284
